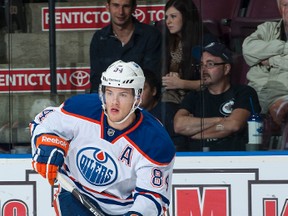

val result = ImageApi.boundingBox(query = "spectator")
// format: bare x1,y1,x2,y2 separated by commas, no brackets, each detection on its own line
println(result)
89,0,162,93
242,0,288,127
141,69,188,151
141,69,162,114
174,42,261,151
161,0,218,119
30,60,175,215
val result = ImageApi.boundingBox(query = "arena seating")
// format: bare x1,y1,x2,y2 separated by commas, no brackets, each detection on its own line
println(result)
244,0,280,19
154,0,283,150
230,0,281,53
192,0,244,44
231,0,284,150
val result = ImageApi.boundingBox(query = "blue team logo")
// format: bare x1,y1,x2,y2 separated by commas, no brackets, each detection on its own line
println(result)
76,147,118,186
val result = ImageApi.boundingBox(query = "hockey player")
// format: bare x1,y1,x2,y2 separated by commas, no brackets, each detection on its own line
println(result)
30,60,176,216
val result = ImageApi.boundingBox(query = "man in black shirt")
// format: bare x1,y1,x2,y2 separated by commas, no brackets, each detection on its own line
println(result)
174,42,261,151
89,0,162,93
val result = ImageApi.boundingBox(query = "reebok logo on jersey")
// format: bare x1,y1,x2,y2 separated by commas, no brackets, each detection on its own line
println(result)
77,147,117,186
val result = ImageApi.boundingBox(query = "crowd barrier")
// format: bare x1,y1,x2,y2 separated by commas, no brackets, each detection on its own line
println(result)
1,151,288,216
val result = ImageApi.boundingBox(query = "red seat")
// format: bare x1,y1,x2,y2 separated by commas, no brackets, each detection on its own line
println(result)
245,0,280,19
230,0,281,51
262,114,283,150
192,0,244,43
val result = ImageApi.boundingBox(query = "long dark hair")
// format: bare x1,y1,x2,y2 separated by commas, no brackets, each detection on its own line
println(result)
164,0,203,80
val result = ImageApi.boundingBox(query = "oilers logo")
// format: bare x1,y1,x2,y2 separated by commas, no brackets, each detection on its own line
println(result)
77,147,118,186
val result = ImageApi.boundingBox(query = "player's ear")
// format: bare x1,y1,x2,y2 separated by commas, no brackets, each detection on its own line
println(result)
137,91,142,100
137,89,142,97
135,90,143,105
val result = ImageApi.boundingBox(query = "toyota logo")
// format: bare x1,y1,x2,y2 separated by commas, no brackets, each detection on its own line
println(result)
69,70,90,87
133,9,145,22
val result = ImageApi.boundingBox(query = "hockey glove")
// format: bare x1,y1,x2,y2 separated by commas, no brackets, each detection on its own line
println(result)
32,134,69,185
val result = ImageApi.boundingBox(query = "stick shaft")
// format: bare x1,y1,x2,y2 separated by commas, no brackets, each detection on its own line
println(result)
57,172,105,216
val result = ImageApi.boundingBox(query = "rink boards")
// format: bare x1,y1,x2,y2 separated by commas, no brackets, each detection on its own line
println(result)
0,151,288,216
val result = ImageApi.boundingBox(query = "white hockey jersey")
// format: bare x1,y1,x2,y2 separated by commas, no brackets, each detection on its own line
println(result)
30,93,175,215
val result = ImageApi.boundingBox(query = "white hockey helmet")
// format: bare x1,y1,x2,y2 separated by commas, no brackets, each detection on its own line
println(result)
99,60,145,124
100,60,145,94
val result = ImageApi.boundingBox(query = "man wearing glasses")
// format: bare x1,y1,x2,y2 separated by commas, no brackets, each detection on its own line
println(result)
174,42,261,151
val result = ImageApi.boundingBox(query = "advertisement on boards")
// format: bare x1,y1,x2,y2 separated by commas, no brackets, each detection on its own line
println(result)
1,153,288,216
172,154,288,216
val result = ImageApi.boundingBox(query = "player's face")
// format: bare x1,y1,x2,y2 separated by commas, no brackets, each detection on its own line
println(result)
279,0,288,26
106,0,135,27
200,52,228,86
165,6,183,36
104,86,135,124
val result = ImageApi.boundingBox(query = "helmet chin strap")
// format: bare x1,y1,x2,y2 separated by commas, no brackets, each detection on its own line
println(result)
103,96,142,125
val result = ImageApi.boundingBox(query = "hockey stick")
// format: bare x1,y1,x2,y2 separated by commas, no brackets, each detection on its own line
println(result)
57,172,105,216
